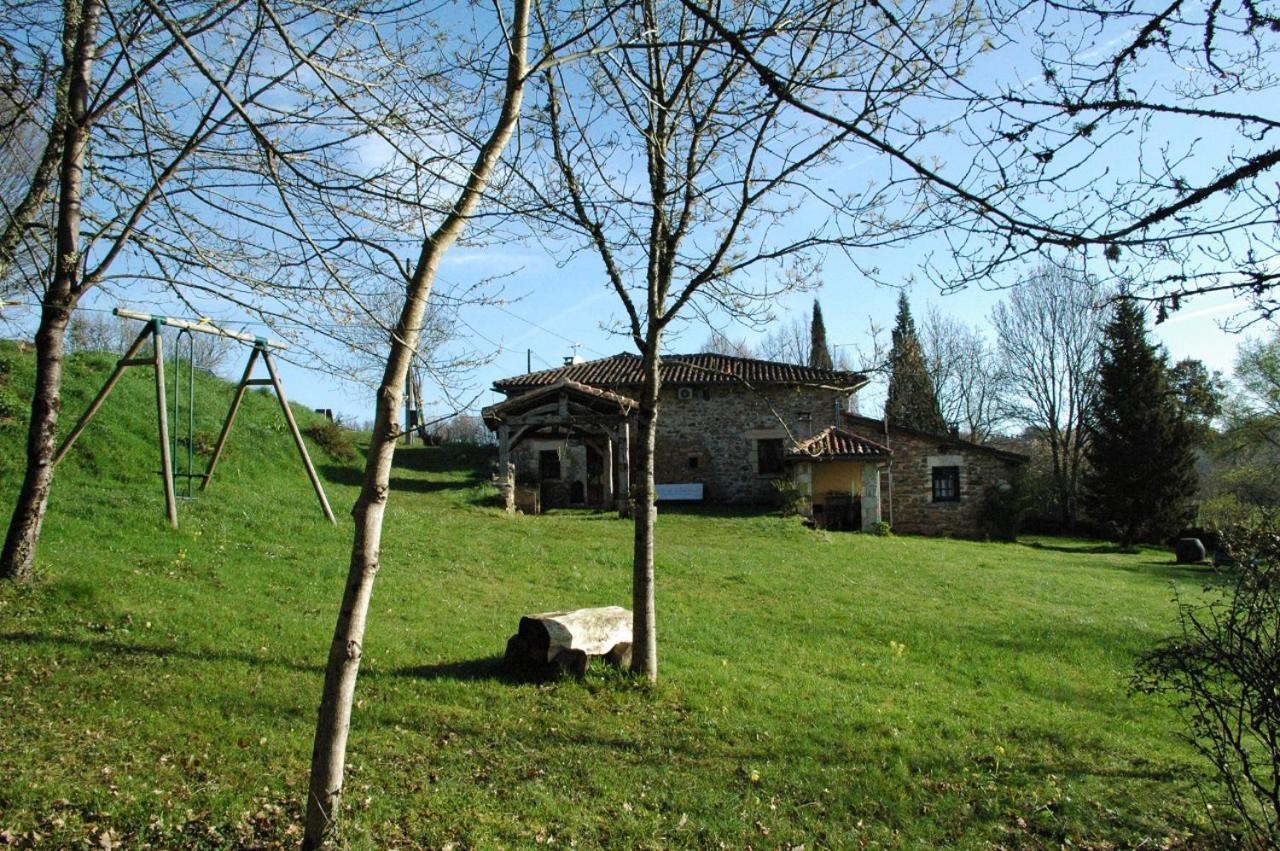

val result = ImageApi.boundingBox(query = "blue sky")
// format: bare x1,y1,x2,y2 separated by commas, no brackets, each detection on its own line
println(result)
241,235,1256,427
3,0,1266,428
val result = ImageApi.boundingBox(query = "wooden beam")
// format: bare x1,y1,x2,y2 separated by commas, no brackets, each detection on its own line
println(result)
52,324,152,465
201,345,260,490
498,423,514,513
501,413,631,427
261,348,336,524
114,308,288,350
616,420,631,518
152,327,179,529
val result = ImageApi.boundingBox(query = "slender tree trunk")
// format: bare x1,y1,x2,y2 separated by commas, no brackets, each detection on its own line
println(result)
1,305,72,580
302,1,528,844
630,344,661,682
0,0,101,582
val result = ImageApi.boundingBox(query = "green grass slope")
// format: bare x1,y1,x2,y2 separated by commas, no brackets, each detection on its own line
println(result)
0,341,1226,849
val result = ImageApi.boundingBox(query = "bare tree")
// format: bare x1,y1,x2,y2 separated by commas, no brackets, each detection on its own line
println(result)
921,305,1005,441
64,311,231,373
0,38,50,307
684,0,1280,322
700,329,756,358
758,315,811,364
167,1,644,843
992,264,1105,529
0,0,341,580
531,0,979,681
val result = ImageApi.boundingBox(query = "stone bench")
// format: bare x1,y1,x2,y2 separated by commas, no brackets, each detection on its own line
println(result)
504,606,633,677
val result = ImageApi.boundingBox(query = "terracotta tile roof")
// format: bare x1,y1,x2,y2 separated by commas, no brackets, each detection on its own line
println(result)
481,378,637,427
843,413,1029,463
787,426,891,461
494,352,868,393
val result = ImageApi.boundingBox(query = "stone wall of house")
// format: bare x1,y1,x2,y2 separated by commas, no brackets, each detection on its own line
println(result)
649,384,847,503
844,421,1020,537
510,440,608,508
502,383,848,507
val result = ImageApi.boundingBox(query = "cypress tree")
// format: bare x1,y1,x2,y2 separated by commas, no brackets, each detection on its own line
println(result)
1083,297,1196,547
810,300,834,370
885,292,947,433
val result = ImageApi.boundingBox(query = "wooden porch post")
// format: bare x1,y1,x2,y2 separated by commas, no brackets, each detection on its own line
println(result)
498,423,514,513
861,464,883,531
616,419,631,518
602,429,614,509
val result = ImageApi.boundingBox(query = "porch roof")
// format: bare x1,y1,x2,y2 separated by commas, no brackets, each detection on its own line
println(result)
481,378,637,429
787,426,891,462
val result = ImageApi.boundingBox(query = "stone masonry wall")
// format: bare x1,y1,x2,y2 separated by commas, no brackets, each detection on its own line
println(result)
844,421,1020,537
650,384,847,504
504,383,848,507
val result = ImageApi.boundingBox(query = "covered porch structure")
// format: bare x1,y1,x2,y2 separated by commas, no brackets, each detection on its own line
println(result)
786,427,890,531
482,379,637,515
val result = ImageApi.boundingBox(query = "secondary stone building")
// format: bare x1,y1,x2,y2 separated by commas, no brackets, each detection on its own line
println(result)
842,413,1028,537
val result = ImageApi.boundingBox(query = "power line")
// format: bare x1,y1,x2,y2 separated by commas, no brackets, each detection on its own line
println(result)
491,302,608,358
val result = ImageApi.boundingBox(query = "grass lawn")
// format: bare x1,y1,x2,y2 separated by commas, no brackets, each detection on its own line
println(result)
0,341,1226,848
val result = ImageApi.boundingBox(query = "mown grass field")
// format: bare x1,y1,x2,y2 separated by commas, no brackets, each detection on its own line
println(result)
0,341,1227,848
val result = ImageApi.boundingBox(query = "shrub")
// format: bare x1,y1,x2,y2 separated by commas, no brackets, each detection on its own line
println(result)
1198,493,1267,536
771,477,808,517
1132,517,1280,846
869,520,891,537
303,419,358,463
978,473,1029,542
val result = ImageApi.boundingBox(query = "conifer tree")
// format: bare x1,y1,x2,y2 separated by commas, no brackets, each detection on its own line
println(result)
1084,298,1196,546
810,300,834,370
885,292,947,433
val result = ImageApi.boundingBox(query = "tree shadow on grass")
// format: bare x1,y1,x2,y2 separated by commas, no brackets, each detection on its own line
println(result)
1118,561,1228,585
0,630,323,675
392,444,494,476
391,655,560,685
656,502,775,519
319,464,474,494
1019,540,1133,555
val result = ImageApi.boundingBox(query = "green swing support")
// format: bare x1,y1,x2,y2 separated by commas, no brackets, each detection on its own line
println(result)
53,308,336,528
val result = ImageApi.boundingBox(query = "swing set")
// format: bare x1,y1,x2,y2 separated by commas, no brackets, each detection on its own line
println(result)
53,308,336,528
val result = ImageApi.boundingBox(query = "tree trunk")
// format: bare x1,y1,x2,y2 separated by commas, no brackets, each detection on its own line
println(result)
302,1,528,845
0,0,101,582
302,332,409,848
1,306,72,580
630,343,661,682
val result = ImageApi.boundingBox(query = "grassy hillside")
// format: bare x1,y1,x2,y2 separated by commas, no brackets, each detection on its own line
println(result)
0,340,1227,848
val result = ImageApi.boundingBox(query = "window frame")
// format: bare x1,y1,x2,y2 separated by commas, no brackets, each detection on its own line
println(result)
756,438,786,477
931,465,961,502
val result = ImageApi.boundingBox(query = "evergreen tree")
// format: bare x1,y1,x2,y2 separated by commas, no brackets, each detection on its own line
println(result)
885,292,947,433
809,300,834,369
1084,298,1196,546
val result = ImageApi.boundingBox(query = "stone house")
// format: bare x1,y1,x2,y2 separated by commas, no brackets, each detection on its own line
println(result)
842,413,1029,537
482,352,875,514
482,352,1026,536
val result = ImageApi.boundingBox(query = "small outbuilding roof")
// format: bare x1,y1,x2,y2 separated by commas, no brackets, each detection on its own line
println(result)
786,426,891,462
481,378,637,429
494,352,868,394
842,413,1029,463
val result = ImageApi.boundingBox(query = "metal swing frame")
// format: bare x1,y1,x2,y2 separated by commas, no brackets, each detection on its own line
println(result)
53,308,336,528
